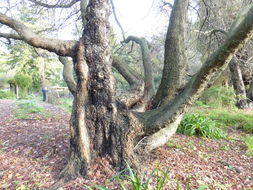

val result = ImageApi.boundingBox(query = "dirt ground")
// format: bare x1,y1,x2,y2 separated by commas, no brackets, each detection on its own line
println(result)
0,99,252,190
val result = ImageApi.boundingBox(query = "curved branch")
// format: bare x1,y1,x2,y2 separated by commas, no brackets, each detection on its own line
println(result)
27,0,79,8
161,2,173,9
112,56,141,87
134,5,253,153
58,56,77,95
0,13,78,57
113,56,145,109
124,36,155,102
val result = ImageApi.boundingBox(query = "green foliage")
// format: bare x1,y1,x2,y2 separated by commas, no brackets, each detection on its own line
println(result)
14,100,50,119
3,41,42,91
244,136,253,156
14,73,32,89
192,108,253,133
195,100,209,107
17,100,43,113
86,163,169,190
178,114,226,139
58,97,73,112
199,85,236,108
0,90,16,99
112,162,169,190
8,73,33,98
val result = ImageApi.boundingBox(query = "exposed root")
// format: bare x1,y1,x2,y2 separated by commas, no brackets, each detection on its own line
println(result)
47,155,89,190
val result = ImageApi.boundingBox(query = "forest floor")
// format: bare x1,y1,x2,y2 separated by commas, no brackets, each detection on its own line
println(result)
0,99,252,190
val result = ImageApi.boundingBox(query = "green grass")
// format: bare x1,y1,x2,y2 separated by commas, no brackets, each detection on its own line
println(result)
0,90,16,99
191,107,253,133
14,100,51,119
193,85,253,133
58,97,73,112
178,113,226,139
85,162,169,190
199,85,236,108
244,136,253,156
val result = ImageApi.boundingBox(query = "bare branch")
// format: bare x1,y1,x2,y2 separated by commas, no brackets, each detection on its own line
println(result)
0,32,22,40
0,13,78,57
162,2,173,9
124,36,155,102
27,0,80,8
198,0,210,38
110,0,125,40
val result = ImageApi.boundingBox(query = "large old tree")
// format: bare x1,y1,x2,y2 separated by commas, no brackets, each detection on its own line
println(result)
1,0,253,186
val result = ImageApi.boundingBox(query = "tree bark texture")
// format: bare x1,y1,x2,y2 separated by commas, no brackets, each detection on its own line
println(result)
229,57,247,98
153,0,189,107
58,56,77,95
61,0,138,178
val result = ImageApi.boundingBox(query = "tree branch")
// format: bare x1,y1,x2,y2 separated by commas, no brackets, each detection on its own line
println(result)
153,0,188,107
0,32,22,40
112,56,141,87
124,36,155,102
138,4,253,133
113,56,145,109
162,2,173,9
110,0,125,40
58,56,77,95
27,0,80,8
0,13,78,57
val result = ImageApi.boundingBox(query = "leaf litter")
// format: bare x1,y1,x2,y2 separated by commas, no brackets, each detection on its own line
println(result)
0,100,252,189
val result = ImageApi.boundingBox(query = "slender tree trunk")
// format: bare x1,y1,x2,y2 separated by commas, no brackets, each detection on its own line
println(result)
229,57,247,98
229,57,253,109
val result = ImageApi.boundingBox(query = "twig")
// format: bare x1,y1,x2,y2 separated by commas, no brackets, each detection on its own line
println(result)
110,0,126,41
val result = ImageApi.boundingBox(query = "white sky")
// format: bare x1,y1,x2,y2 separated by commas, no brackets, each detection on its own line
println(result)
111,0,169,39
58,0,170,40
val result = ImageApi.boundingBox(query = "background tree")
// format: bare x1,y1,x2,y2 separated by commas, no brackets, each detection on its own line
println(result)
194,0,253,108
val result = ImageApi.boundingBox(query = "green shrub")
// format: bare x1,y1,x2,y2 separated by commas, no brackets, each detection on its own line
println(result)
199,85,236,108
178,114,226,139
0,90,16,99
14,74,32,89
244,136,253,156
